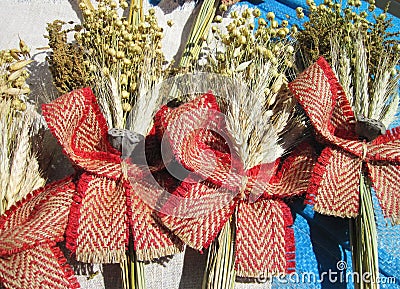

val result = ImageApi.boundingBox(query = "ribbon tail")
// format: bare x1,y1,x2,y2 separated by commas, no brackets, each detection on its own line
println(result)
68,174,128,263
0,178,75,256
0,243,79,289
308,146,361,218
368,127,400,162
129,182,184,261
235,199,295,278
368,163,400,225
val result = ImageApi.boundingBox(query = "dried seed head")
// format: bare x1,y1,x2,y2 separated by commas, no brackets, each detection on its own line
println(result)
116,51,125,59
378,13,386,21
83,9,92,16
286,45,295,54
122,102,132,112
19,39,30,56
306,0,315,6
102,67,110,76
9,60,33,72
242,9,251,19
266,12,275,20
277,28,287,38
8,70,23,82
271,20,279,28
121,90,130,99
10,49,21,61
108,48,116,56
230,11,239,19
258,18,267,26
19,102,27,111
219,4,228,12
238,35,247,45
252,9,261,17
214,15,223,23
120,74,128,85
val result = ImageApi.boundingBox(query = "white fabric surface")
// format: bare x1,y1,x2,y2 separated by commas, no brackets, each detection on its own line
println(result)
0,1,271,288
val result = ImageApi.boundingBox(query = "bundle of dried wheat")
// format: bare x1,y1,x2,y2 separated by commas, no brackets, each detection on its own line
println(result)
0,45,45,215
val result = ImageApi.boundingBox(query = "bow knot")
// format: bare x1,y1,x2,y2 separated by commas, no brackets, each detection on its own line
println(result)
289,57,400,224
159,92,315,277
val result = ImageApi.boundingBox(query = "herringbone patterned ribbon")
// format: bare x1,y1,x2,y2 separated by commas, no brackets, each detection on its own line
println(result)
43,88,183,263
0,179,79,289
289,57,400,224
158,93,315,277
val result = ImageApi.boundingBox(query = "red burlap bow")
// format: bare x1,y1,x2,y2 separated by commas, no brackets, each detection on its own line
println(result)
0,88,182,289
289,57,400,224
157,92,315,277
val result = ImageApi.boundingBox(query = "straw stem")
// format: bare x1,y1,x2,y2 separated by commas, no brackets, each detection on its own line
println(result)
350,172,379,289
202,217,236,289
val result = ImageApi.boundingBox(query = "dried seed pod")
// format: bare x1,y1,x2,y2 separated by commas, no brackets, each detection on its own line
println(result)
19,39,30,57
10,49,21,60
9,60,33,72
6,87,29,96
121,90,130,99
122,102,132,112
8,70,23,82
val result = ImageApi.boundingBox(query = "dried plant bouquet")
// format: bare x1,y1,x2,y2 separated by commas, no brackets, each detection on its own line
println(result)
0,0,399,289
295,1,400,288
0,45,45,216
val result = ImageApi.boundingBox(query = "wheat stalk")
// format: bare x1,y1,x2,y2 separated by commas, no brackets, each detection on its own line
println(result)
126,53,166,135
0,100,45,215
179,0,219,68
202,218,236,289
350,173,380,289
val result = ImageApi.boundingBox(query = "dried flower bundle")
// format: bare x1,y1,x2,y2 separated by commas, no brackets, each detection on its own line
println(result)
46,20,90,94
206,7,307,170
295,2,400,289
0,45,32,107
0,46,45,215
80,1,166,128
198,7,308,289
47,0,168,130
296,0,400,124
